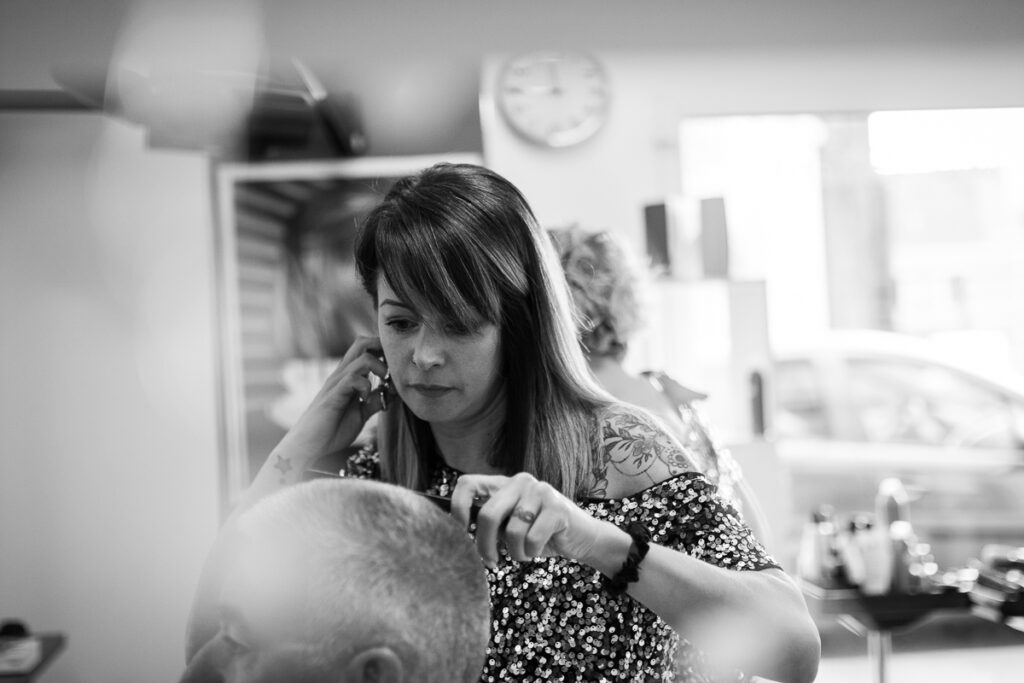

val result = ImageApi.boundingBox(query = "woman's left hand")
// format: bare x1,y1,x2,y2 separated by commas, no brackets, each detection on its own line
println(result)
451,472,608,568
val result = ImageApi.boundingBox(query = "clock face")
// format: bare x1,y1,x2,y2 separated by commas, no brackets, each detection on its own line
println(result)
496,51,609,148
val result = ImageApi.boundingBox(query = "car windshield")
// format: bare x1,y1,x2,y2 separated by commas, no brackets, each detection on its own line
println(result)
774,359,829,439
846,359,1020,449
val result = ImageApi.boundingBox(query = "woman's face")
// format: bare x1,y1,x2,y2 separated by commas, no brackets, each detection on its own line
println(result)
377,277,503,426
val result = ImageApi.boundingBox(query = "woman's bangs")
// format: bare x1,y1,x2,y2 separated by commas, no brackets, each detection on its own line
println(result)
377,220,501,329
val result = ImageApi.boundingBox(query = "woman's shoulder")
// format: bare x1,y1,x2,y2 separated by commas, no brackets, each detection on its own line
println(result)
589,402,701,499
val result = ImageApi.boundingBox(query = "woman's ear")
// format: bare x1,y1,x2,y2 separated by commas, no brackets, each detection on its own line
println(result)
342,647,404,683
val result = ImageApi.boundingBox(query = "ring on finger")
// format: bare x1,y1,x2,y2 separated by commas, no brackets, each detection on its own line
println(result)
512,506,537,524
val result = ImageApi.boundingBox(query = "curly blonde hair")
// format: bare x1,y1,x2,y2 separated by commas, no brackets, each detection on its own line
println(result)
548,226,650,361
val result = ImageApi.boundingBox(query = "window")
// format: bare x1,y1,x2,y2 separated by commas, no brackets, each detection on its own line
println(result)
846,359,1018,448
774,359,829,438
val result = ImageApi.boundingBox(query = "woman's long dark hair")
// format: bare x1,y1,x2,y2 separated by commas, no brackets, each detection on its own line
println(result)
355,163,611,497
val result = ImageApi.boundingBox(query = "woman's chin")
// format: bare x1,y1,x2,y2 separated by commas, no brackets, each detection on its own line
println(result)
399,395,453,423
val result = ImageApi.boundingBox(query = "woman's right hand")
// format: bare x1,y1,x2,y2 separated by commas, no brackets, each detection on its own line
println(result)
286,335,391,458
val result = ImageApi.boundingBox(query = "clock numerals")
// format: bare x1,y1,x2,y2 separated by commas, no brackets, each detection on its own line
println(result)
496,51,610,148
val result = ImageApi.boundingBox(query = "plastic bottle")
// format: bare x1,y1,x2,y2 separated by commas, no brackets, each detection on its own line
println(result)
889,520,919,594
797,505,842,586
858,511,894,596
836,517,869,587
875,477,911,529
864,478,913,594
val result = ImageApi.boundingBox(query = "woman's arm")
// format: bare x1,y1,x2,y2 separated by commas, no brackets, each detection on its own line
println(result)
451,405,820,683
583,523,820,683
589,406,819,682
455,473,819,683
184,337,389,661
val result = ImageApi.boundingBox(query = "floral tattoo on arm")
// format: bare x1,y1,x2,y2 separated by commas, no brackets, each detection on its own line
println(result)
589,406,696,497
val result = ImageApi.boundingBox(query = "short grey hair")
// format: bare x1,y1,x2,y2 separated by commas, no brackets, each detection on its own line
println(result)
239,478,491,683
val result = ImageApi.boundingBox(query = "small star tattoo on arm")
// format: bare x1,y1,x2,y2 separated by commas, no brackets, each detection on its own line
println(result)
273,454,293,477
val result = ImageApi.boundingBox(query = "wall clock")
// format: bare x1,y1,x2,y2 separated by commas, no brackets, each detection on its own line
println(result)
495,51,610,148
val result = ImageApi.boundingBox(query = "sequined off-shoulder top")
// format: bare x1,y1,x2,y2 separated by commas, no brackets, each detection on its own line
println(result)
343,448,778,682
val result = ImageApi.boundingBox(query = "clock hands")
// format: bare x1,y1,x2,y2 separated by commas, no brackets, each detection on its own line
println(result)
545,59,563,96
504,59,564,97
497,51,608,147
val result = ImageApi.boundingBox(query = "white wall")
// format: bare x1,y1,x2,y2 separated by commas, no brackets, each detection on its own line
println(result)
482,44,1024,249
0,114,220,682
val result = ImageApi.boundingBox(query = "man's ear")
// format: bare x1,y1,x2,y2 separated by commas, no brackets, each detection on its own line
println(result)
342,647,404,683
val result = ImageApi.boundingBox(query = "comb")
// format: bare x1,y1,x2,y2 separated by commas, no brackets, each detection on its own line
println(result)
415,491,484,524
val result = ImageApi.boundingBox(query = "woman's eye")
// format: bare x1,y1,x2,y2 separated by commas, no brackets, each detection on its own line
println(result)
385,318,417,333
444,320,482,337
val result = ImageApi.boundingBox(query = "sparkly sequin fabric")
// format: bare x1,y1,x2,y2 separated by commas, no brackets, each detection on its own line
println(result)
670,401,746,515
642,371,746,514
344,449,779,682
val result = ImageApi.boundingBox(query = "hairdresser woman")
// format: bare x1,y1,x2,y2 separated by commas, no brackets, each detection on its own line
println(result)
190,163,820,682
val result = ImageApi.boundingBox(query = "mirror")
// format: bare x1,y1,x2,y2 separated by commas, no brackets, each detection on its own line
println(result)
213,154,481,505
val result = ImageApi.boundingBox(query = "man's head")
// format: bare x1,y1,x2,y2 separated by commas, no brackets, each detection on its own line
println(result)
180,479,491,683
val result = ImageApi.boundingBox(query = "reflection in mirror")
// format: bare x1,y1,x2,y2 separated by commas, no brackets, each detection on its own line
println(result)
215,156,481,501
284,187,380,359
226,174,386,488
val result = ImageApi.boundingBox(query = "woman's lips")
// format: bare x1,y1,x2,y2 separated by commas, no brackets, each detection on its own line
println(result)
408,384,453,398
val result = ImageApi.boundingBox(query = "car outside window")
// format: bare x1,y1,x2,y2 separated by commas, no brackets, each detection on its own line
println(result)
774,359,829,438
846,358,1018,448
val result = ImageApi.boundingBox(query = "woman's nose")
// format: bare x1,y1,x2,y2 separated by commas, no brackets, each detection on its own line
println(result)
412,328,445,369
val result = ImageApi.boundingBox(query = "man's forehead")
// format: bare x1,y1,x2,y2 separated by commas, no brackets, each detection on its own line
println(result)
234,534,300,583
220,537,307,632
